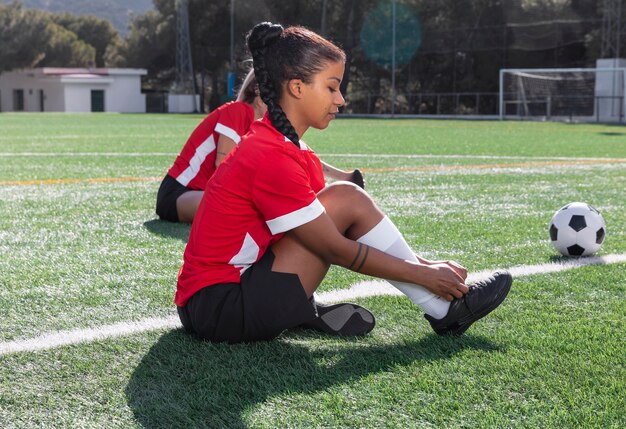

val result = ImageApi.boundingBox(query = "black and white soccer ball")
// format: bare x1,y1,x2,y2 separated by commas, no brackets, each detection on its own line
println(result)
549,202,606,257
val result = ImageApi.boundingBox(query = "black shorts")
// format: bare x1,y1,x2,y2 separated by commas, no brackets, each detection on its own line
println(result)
177,250,316,343
155,175,190,222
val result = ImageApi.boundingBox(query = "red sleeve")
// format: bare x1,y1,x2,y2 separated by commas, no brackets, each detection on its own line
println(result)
214,103,253,144
252,150,325,235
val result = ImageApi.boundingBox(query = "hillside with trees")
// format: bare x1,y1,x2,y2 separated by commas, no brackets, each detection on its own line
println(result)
9,0,153,34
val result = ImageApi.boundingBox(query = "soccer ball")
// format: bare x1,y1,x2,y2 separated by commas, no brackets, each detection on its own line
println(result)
549,202,606,257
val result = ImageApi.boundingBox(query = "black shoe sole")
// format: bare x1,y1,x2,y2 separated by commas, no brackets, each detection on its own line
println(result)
429,271,513,336
350,169,365,189
301,303,375,336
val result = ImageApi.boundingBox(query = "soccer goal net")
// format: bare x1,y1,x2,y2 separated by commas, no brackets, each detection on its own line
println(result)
499,67,626,122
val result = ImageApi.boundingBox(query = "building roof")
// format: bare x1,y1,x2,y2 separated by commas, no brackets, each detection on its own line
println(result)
39,68,147,77
42,68,110,76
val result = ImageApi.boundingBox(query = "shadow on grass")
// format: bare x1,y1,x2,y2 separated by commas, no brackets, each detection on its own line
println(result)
126,329,501,428
548,254,590,263
549,254,569,263
143,219,191,243
597,131,626,136
563,122,626,132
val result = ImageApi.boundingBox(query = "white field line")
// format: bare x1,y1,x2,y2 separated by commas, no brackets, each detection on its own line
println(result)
320,154,626,162
0,152,178,157
1,253,625,356
0,317,180,356
325,253,626,302
0,152,624,162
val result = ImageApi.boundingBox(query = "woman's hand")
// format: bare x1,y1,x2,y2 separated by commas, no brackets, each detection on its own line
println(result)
415,255,468,283
419,263,469,301
444,260,468,282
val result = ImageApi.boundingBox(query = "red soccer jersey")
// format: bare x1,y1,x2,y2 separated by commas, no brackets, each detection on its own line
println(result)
167,101,254,190
175,115,326,306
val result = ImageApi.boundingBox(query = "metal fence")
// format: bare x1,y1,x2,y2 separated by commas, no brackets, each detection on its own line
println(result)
345,91,500,117
345,92,625,123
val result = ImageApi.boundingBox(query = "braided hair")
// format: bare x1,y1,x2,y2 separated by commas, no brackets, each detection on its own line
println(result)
246,22,345,146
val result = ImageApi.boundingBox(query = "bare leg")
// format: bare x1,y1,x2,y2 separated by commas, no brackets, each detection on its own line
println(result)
271,182,383,297
176,190,204,223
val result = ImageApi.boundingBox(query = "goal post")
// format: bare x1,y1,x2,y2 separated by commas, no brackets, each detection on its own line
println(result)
499,67,626,122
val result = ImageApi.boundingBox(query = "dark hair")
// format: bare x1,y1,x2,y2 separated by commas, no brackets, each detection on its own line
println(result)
236,69,258,104
246,22,345,146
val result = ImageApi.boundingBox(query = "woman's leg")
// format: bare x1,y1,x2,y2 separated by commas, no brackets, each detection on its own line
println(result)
176,190,204,223
272,182,512,337
271,182,449,317
269,183,383,336
270,182,384,296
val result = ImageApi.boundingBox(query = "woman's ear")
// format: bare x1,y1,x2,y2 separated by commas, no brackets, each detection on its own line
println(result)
286,79,305,99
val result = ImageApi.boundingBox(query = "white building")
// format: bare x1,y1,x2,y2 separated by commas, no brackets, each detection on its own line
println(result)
595,58,626,123
0,68,147,113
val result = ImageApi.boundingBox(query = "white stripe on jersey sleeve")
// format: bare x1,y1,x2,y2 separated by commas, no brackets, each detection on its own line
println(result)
215,122,241,144
266,198,325,235
176,135,216,186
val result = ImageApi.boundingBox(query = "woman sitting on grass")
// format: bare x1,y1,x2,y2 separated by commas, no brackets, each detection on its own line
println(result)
174,22,512,343
156,70,364,223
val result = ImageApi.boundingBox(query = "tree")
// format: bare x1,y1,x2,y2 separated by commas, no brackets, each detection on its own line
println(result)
53,13,120,67
104,8,176,85
0,2,52,72
38,21,96,67
0,2,97,71
99,0,609,114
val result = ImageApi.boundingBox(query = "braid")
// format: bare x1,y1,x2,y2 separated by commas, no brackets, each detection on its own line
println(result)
247,22,300,146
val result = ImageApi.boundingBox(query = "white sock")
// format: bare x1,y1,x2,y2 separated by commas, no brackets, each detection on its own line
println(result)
357,216,450,319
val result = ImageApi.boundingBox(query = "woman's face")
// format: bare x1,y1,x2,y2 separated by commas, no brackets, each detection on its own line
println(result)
298,60,345,131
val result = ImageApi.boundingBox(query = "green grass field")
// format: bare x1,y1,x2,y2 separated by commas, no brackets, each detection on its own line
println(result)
0,113,624,428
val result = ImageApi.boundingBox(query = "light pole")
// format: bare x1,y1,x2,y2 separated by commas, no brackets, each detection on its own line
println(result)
230,0,235,68
391,0,396,116
228,0,235,98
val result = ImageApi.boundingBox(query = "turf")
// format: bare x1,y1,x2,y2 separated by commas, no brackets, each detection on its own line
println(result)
0,113,624,428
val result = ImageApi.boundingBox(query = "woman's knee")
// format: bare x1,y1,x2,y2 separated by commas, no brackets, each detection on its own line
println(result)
317,182,382,232
318,181,370,207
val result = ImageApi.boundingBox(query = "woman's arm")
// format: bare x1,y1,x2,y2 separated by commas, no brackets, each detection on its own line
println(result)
321,161,365,189
320,161,352,180
215,134,237,168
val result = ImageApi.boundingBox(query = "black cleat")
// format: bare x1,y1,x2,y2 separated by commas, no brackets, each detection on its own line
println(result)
349,169,365,190
301,296,375,336
425,271,512,336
